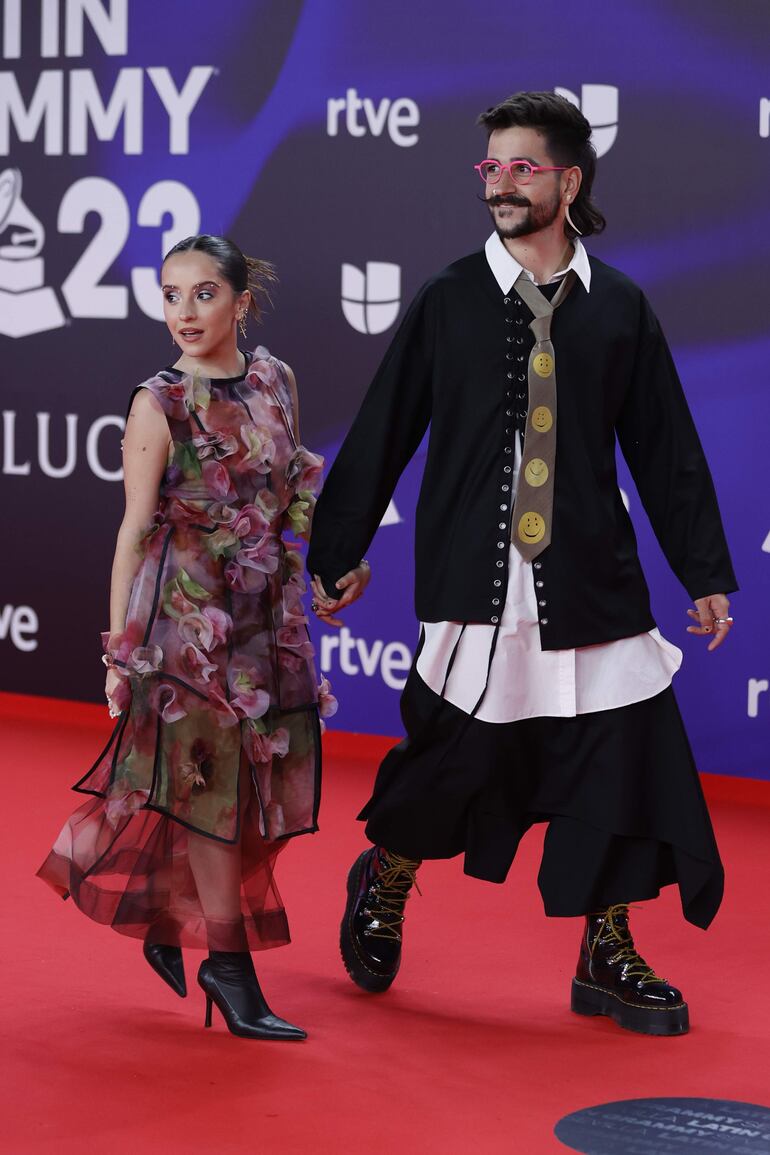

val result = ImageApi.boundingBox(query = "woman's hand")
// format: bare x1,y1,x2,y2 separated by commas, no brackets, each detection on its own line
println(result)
310,561,371,628
105,667,125,718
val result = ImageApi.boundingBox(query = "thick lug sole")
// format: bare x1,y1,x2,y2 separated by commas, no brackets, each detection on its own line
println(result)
339,850,400,994
571,977,689,1036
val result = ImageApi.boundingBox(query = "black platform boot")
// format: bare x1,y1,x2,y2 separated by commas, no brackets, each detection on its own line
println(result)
197,951,306,1041
143,941,187,998
571,904,689,1036
340,847,421,993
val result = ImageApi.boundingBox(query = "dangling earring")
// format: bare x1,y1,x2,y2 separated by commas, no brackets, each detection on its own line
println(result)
238,312,248,340
564,198,582,237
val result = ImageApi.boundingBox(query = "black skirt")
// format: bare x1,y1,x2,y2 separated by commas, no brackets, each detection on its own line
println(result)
359,667,723,929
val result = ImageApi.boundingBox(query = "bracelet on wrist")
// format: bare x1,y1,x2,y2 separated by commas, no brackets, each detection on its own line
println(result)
102,653,127,676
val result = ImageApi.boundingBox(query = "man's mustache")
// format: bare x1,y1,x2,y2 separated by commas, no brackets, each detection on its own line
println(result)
490,193,531,207
477,193,532,208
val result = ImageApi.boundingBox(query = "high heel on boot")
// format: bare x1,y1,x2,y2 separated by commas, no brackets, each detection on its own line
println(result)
143,941,187,998
197,955,306,1041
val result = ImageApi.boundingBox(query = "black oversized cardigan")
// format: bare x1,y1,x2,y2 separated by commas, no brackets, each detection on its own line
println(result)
307,250,737,650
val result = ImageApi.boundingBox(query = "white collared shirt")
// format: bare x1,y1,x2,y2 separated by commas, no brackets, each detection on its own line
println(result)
415,234,682,723
484,230,592,294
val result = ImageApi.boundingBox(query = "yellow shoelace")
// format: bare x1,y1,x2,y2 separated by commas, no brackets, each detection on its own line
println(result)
363,853,422,941
589,904,664,985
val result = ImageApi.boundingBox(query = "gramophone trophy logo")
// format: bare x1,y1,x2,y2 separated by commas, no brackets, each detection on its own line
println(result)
0,168,66,339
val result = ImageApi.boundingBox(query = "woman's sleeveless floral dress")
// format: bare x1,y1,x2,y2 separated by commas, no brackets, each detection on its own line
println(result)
38,348,335,951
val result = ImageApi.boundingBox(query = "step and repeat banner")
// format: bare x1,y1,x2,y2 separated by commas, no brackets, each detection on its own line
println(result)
1,0,768,778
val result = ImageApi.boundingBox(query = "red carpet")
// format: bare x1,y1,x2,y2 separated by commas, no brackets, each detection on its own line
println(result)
2,692,769,1154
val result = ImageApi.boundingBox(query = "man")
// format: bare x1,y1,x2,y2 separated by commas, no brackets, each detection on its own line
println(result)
307,92,736,1036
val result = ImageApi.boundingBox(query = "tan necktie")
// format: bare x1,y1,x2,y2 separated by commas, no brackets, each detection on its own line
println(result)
510,270,575,561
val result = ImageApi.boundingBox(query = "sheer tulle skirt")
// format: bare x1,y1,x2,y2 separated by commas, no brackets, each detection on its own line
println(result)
37,759,291,952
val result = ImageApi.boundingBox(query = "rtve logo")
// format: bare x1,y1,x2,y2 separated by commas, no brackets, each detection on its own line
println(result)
554,85,619,157
326,89,420,147
0,603,38,652
341,261,401,335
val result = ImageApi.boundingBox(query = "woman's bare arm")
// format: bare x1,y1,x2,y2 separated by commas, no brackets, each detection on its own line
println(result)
108,389,171,638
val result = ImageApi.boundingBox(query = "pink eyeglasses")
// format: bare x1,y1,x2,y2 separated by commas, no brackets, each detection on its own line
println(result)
474,159,568,185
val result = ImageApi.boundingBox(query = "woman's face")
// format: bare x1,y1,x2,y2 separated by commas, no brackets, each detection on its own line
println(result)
161,251,249,361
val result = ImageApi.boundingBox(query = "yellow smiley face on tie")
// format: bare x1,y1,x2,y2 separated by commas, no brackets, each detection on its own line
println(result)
518,511,546,544
531,406,553,433
532,352,554,378
524,458,549,487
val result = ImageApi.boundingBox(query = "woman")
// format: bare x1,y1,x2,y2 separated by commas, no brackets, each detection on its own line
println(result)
38,234,347,1040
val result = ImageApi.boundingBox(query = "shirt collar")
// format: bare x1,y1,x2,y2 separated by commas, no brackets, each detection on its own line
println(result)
484,231,591,294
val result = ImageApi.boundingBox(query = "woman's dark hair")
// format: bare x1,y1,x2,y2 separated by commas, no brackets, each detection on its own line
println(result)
477,92,606,238
162,234,277,322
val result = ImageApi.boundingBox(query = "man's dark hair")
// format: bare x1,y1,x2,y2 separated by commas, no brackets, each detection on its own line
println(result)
477,92,606,238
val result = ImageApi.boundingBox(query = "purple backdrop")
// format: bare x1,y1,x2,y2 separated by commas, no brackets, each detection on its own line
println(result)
1,0,768,778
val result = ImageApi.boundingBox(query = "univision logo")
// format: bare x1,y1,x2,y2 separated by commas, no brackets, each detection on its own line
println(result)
554,85,619,158
341,261,401,335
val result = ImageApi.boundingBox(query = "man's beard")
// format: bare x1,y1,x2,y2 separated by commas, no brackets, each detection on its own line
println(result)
487,190,561,240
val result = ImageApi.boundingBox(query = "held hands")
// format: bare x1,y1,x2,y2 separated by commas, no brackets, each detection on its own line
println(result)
310,561,372,628
686,594,733,652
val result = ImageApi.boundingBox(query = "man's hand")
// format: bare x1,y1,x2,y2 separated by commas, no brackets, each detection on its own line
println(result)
686,593,733,652
310,562,372,628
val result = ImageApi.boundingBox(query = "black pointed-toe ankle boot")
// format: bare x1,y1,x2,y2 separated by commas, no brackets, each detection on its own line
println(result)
197,951,306,1041
571,904,689,1036
340,846,421,993
143,941,187,998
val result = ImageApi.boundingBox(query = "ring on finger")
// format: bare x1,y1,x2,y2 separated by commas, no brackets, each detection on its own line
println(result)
713,616,733,625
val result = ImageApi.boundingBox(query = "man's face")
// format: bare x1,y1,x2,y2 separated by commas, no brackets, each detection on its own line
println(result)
484,126,563,241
